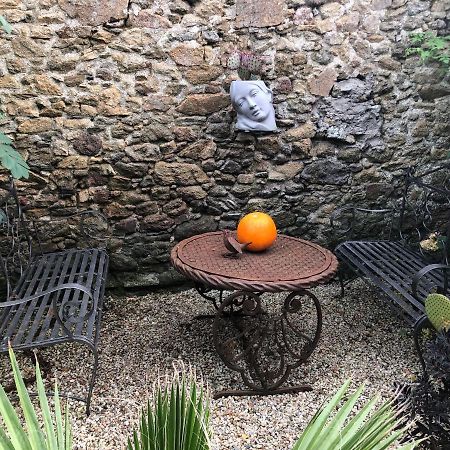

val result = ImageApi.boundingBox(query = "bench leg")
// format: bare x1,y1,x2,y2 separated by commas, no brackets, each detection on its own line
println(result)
85,345,99,416
413,315,433,378
338,270,345,298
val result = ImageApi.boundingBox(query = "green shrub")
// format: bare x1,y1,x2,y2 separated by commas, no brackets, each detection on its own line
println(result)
291,379,422,450
0,15,29,179
127,372,211,450
0,347,72,449
406,32,450,69
0,350,422,449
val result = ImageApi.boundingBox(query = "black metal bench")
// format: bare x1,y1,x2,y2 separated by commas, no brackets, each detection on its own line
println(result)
0,179,109,415
331,164,449,367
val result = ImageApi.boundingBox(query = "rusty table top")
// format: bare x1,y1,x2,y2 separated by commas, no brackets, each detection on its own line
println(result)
170,232,338,292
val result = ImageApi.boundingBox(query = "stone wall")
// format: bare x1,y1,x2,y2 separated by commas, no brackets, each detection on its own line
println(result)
0,0,449,288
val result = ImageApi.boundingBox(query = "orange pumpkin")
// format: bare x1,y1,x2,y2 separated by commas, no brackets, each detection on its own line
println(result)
236,212,277,252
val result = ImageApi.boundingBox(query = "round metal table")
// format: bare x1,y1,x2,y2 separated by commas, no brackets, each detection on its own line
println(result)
171,231,338,398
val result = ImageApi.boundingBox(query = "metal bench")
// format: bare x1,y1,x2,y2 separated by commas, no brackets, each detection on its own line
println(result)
331,164,449,364
0,179,109,415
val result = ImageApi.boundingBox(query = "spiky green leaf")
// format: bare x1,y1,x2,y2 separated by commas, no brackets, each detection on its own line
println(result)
0,16,12,34
0,133,29,179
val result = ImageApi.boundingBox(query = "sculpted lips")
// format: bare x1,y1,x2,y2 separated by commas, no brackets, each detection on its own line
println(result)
251,107,262,117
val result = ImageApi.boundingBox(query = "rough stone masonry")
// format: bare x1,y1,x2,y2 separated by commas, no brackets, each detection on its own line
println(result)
0,0,448,287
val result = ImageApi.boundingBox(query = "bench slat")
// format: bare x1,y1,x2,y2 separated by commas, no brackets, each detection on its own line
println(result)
361,242,439,301
1,255,49,343
74,249,98,337
337,242,424,323
77,249,107,339
26,251,76,345
35,250,81,343
1,249,108,351
15,253,59,346
374,242,444,296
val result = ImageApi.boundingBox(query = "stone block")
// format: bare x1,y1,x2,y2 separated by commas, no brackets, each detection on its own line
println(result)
169,45,204,66
302,159,350,185
116,217,138,234
154,162,210,186
235,0,286,28
173,126,199,142
285,122,316,141
372,0,392,9
179,186,208,201
2,0,22,6
307,67,337,96
0,76,19,88
12,37,46,58
141,214,175,232
278,162,305,179
174,216,218,240
58,155,89,169
17,118,54,133
57,0,129,26
183,66,223,84
176,94,230,116
336,13,360,31
6,99,39,117
129,10,172,28
178,140,216,160
73,132,102,156
143,95,173,112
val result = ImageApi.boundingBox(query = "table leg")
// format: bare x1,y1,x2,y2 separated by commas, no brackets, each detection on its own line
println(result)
212,290,322,398
194,283,224,311
193,284,225,319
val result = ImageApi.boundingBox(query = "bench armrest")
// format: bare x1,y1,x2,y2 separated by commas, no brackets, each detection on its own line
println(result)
330,206,395,242
411,264,450,299
1,283,97,338
1,283,93,308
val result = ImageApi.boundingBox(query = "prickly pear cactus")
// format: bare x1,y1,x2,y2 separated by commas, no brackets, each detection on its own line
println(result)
228,50,263,80
247,54,262,75
425,293,450,331
240,52,251,69
237,67,251,80
227,51,241,70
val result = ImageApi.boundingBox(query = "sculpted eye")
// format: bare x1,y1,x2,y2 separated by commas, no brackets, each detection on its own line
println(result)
250,90,258,97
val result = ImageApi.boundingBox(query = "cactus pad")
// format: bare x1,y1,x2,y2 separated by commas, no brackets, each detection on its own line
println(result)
227,51,241,70
240,52,251,69
425,293,450,331
237,67,251,80
247,54,262,74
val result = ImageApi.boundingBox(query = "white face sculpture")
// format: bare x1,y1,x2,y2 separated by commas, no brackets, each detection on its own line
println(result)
230,80,277,132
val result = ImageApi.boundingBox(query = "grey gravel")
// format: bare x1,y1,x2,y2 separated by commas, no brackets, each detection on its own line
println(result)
0,279,419,449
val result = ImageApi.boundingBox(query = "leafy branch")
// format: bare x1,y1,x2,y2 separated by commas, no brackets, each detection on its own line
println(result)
0,15,29,179
405,32,450,69
0,15,12,34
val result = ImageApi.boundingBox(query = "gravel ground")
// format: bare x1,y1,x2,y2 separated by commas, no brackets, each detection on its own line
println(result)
0,279,420,449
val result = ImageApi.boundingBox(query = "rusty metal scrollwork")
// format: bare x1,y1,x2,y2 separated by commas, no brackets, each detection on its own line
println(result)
194,283,224,311
212,290,321,396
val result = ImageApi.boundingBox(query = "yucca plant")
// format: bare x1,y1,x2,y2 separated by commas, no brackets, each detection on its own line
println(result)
127,371,211,450
0,347,73,449
292,380,423,450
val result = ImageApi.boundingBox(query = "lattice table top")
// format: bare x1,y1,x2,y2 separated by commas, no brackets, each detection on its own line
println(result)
171,232,339,292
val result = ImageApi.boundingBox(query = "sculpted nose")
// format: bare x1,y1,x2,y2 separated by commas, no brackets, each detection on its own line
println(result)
247,97,257,108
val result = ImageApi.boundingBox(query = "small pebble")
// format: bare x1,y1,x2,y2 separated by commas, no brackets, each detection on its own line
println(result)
0,280,418,449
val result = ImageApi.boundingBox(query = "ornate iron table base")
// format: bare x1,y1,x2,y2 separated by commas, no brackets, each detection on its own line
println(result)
196,285,322,397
